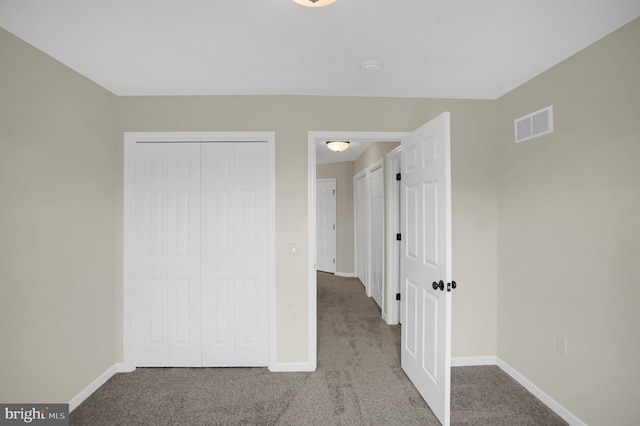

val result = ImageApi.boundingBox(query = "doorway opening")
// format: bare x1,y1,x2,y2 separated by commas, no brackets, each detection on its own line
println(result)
307,131,407,370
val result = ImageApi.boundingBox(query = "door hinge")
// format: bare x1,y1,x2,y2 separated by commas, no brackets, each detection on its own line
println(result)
333,189,336,196
333,224,335,230
396,293,401,301
396,173,401,181
396,233,401,241
333,258,336,264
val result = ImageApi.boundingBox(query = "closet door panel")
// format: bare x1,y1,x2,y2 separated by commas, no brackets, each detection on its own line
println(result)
234,142,269,365
166,143,202,366
134,143,169,366
201,143,236,366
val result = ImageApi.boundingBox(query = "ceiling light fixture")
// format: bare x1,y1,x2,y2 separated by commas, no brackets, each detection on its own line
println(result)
326,141,350,152
362,61,381,75
291,0,337,7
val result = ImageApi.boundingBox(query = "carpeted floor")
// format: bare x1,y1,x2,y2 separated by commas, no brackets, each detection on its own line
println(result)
70,273,567,425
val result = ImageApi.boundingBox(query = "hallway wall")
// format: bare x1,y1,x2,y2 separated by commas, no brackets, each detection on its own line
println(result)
317,161,355,275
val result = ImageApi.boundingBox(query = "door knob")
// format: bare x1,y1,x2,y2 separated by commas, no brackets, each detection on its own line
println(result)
432,280,444,291
447,281,457,292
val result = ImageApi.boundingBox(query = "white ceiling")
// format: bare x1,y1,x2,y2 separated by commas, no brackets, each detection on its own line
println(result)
1,0,639,99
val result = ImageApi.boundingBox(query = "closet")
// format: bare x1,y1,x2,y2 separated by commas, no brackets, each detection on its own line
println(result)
133,141,268,367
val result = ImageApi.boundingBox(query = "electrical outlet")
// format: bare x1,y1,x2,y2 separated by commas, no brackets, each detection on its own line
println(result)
556,336,568,356
291,309,298,324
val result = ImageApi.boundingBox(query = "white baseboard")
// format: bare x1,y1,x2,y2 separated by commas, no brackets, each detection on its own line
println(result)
69,363,130,412
496,358,587,426
71,357,584,425
382,311,399,326
451,356,497,367
269,361,316,372
452,356,585,426
335,271,355,278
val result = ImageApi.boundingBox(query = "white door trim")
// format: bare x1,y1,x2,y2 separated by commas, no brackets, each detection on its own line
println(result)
308,131,408,371
385,146,402,325
122,131,276,371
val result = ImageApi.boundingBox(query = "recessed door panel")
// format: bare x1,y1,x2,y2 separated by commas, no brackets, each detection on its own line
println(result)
201,277,235,365
149,192,163,255
423,182,438,268
174,192,190,256
404,279,419,360
238,278,258,345
172,279,190,345
239,190,257,255
148,279,164,345
422,289,438,384
210,191,231,256
405,185,420,261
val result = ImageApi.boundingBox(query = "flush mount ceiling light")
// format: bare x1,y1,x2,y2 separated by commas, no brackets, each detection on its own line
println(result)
362,61,381,75
326,141,350,152
292,0,337,7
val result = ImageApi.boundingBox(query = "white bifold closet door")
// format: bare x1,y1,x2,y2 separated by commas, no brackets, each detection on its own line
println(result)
200,142,269,366
134,142,268,367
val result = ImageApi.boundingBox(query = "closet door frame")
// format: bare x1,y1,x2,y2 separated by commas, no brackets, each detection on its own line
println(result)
122,131,276,372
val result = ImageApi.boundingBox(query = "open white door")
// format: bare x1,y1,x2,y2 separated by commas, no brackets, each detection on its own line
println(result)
401,112,452,425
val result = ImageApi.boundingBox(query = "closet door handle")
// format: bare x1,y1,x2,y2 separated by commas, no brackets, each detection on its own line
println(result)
432,280,444,291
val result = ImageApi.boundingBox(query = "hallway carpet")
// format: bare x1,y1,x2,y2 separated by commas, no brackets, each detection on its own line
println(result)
70,273,566,425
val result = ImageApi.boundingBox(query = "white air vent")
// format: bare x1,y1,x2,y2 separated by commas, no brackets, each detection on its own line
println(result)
514,105,553,143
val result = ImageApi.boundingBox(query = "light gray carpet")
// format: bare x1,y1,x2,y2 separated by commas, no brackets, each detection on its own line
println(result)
70,273,567,425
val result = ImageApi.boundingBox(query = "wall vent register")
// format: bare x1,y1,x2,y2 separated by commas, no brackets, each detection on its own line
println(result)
514,105,554,143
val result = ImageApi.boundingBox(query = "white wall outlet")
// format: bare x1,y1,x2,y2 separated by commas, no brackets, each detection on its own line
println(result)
291,309,298,324
556,336,568,356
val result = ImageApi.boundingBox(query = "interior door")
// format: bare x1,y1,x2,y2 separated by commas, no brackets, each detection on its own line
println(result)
355,173,368,288
400,112,452,425
316,179,336,273
370,166,384,309
134,142,202,367
201,142,269,367
134,141,269,368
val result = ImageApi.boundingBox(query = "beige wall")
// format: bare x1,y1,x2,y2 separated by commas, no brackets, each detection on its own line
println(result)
3,16,638,422
0,29,119,403
496,18,640,425
120,95,499,363
1,22,499,406
316,162,355,274
353,142,400,176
